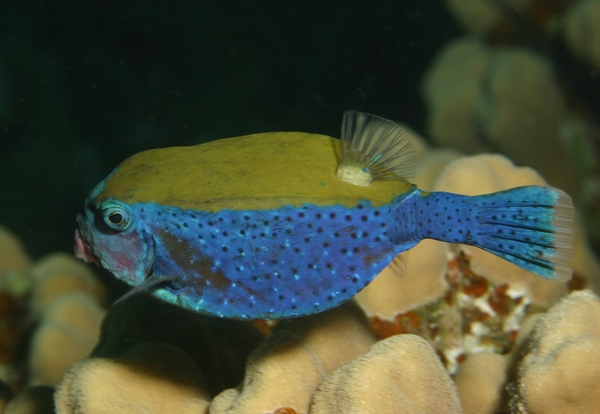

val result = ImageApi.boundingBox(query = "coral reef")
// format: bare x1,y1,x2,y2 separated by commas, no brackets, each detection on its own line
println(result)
3,1,600,412
310,334,462,414
210,302,376,414
564,0,600,70
454,351,508,414
422,38,580,199
444,0,534,36
513,290,600,413
56,343,211,414
27,253,106,386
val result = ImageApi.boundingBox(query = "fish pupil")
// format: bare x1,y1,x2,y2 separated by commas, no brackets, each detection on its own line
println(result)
108,212,123,224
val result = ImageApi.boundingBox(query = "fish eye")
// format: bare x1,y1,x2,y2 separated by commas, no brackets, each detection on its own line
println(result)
101,203,131,231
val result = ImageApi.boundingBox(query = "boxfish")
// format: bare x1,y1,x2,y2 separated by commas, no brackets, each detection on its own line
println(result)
74,111,574,320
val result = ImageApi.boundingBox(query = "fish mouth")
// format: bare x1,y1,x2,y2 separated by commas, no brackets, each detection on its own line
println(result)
74,228,98,265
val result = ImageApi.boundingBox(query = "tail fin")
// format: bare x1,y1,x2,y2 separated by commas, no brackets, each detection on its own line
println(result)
388,186,574,282
465,186,573,282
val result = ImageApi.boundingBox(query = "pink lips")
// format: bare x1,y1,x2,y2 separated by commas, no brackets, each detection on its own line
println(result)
74,229,98,265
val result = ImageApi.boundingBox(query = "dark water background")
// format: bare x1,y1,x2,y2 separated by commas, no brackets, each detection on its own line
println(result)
0,1,460,257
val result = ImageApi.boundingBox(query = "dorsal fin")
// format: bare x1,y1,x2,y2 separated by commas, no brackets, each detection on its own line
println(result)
336,110,415,186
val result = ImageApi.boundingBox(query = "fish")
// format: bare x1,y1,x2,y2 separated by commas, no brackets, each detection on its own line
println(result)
74,111,574,320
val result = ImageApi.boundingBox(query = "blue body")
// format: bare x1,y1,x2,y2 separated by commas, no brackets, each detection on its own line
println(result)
114,185,566,319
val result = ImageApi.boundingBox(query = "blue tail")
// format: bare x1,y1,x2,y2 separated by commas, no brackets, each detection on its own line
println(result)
389,186,574,282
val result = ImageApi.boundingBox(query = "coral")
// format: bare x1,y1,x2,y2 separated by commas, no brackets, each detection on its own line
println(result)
565,0,600,70
444,0,538,36
433,154,575,306
211,302,376,414
444,0,506,36
28,253,104,318
514,290,600,413
3,386,54,414
28,292,105,386
55,343,210,414
410,148,462,191
0,226,32,295
453,351,508,414
421,37,491,154
92,294,263,397
24,253,107,387
475,48,577,197
272,301,377,375
423,38,581,199
309,334,462,414
210,331,325,414
0,378,14,412
354,240,449,319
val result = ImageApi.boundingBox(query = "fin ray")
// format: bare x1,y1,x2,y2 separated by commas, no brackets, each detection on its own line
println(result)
389,186,574,282
336,110,415,186
470,187,574,282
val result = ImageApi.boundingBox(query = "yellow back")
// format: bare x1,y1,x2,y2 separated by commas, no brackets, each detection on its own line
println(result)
96,132,415,211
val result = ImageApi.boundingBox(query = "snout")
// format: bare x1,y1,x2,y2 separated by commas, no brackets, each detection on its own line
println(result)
74,214,98,265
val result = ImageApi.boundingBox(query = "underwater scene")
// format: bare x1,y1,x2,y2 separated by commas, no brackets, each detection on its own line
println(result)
1,1,600,413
